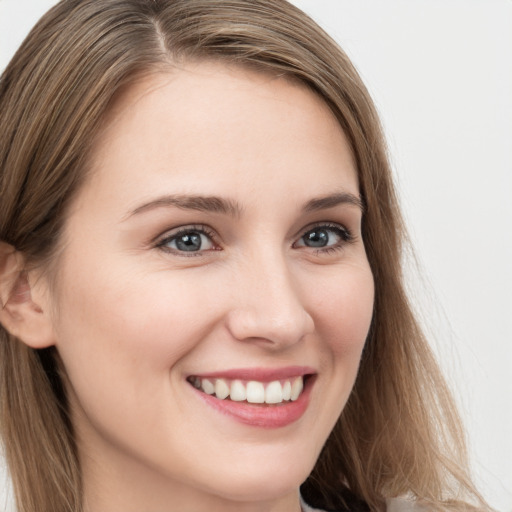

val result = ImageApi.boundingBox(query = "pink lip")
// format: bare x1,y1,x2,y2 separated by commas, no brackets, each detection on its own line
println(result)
189,365,315,382
188,368,316,429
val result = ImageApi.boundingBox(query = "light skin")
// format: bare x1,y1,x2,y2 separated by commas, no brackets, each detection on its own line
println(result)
0,62,374,512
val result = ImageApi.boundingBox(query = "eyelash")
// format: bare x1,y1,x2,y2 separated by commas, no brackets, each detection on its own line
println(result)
295,222,354,255
154,222,354,257
155,225,219,256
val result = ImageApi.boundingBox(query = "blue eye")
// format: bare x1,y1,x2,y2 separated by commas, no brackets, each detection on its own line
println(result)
158,228,215,253
295,224,351,250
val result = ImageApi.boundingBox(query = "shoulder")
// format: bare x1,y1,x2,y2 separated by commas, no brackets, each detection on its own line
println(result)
301,495,429,512
300,493,369,512
386,497,430,512
300,499,330,512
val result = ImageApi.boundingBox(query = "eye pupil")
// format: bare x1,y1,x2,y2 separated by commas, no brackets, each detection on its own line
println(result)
304,229,329,247
176,233,202,251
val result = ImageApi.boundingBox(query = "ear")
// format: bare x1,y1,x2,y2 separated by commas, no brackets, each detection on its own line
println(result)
0,242,55,348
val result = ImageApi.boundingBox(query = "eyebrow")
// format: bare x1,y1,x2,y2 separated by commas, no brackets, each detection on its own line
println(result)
302,192,364,213
125,190,364,220
126,194,243,219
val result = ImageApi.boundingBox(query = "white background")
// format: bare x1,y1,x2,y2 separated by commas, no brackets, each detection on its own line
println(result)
1,1,511,510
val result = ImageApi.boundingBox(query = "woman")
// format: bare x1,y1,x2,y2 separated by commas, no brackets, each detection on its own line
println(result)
0,1,490,511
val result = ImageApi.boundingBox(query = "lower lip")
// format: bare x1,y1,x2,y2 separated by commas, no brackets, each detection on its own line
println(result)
191,377,314,429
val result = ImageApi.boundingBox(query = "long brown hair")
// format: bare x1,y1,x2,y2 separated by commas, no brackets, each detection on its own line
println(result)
0,1,488,511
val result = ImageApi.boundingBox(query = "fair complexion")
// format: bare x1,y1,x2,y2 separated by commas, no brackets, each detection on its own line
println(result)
17,63,374,511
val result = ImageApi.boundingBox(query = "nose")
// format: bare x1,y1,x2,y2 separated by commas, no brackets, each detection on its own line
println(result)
225,252,315,348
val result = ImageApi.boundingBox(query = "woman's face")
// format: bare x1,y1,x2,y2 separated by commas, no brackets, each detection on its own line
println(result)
47,63,374,510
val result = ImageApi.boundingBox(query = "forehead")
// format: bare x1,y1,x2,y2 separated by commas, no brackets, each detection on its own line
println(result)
79,61,358,216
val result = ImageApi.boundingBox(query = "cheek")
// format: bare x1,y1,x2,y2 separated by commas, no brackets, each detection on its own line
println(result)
298,263,374,450
315,263,373,401
311,263,374,357
51,260,219,408
51,263,224,447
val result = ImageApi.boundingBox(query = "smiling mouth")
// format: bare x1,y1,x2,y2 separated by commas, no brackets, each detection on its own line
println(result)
186,375,310,405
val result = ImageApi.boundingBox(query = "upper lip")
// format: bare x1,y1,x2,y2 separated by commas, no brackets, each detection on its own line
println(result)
188,366,316,382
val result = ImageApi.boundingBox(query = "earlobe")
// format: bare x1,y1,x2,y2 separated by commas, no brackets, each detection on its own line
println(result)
0,242,55,348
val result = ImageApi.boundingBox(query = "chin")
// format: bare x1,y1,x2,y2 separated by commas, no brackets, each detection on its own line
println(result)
210,477,304,504
199,455,313,503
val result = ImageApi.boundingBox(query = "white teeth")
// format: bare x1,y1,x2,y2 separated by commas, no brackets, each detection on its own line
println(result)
192,376,306,403
201,378,215,395
230,380,246,402
265,380,283,404
290,377,303,401
215,379,230,400
282,380,291,401
246,381,265,403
